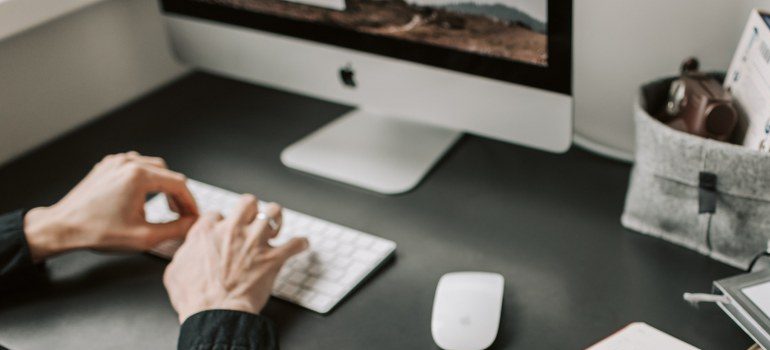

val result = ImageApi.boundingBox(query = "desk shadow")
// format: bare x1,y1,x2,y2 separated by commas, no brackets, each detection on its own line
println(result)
332,252,398,313
488,299,515,350
0,253,162,309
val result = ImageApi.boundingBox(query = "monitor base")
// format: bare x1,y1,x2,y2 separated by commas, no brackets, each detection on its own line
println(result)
281,110,461,194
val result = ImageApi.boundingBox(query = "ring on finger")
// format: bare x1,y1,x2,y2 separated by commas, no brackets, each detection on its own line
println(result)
256,212,281,231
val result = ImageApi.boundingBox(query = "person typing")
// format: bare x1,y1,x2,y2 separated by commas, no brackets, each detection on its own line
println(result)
0,152,307,350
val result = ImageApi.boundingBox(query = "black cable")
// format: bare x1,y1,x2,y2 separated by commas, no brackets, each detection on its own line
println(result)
704,213,770,273
748,250,770,272
705,213,713,252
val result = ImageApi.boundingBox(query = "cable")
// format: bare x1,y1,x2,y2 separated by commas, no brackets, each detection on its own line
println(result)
683,292,731,306
748,251,770,272
705,214,713,252
746,240,770,272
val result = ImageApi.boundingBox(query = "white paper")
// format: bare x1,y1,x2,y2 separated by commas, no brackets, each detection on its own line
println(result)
743,281,770,319
587,323,699,350
725,9,770,151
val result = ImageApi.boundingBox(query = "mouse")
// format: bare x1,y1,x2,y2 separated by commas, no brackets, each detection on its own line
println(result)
431,272,504,350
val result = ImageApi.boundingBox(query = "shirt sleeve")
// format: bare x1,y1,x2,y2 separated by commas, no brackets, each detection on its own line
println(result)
178,310,279,350
0,210,46,293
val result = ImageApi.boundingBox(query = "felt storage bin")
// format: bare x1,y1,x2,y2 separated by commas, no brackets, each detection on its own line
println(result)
621,76,770,269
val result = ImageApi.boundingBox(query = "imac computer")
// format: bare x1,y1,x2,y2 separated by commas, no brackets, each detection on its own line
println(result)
160,0,573,194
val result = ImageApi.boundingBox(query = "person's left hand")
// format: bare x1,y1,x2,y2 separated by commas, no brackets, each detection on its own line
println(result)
23,152,199,262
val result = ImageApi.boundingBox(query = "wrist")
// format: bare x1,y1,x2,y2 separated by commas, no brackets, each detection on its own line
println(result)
24,206,76,262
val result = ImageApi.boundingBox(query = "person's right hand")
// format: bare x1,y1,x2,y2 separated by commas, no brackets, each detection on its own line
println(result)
163,195,308,323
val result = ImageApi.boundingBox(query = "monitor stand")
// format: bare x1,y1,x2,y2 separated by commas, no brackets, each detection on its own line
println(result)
281,110,461,194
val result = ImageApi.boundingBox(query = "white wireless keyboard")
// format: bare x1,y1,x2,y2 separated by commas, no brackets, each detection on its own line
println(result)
144,180,396,314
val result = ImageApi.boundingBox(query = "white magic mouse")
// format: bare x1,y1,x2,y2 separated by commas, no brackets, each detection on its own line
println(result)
431,272,504,350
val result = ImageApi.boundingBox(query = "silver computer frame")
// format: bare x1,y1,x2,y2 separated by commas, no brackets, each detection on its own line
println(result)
163,13,572,194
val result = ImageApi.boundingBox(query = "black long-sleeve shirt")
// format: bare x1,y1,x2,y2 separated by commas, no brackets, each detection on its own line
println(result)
0,210,278,350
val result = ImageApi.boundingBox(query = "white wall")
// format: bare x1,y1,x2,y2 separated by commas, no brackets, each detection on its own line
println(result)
0,0,189,165
0,0,105,41
573,0,770,160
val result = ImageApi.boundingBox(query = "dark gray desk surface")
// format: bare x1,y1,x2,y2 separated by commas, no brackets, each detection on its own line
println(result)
0,73,750,349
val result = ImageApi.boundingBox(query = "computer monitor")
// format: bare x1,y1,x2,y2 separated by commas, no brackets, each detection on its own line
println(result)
160,0,573,194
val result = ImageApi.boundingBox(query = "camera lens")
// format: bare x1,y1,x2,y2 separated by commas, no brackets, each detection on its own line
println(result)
705,104,737,136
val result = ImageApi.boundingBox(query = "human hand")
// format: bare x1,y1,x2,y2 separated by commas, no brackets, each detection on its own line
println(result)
23,152,199,262
163,195,308,323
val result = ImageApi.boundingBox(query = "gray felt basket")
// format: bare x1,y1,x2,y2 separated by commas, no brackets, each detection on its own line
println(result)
621,76,770,269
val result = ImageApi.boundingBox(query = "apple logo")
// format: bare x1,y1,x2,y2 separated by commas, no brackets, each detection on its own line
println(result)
339,64,356,88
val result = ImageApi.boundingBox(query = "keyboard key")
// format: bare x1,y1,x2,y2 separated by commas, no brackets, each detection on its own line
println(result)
294,215,307,223
332,256,352,269
339,230,356,243
307,278,346,297
273,281,286,292
291,252,313,269
336,243,354,256
316,252,335,263
307,235,323,247
340,272,361,286
319,240,338,252
277,267,291,279
308,264,324,276
325,226,342,238
355,234,374,248
309,294,333,311
283,211,298,222
276,282,300,297
348,262,369,278
321,268,344,281
283,283,301,295
310,221,327,232
371,240,394,253
352,250,380,264
296,290,315,305
287,271,307,285
303,276,319,289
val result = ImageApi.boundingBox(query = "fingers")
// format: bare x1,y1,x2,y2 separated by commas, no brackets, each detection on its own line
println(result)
259,203,282,236
229,195,258,226
244,202,282,248
190,211,224,237
139,216,197,248
271,237,309,264
103,152,196,216
205,211,225,222
167,197,181,214
140,166,199,216
261,203,283,230
221,195,258,264
125,151,167,169
161,212,222,259
100,151,166,170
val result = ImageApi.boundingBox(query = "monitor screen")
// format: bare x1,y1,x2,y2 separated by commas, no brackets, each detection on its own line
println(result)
198,0,547,66
162,0,571,94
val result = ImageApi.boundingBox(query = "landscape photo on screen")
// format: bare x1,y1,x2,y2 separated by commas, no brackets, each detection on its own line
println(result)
199,0,548,66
